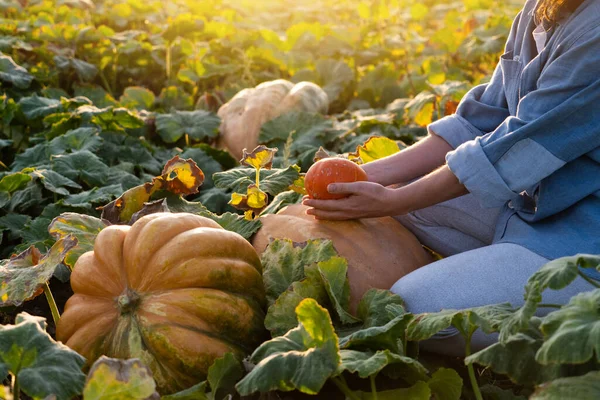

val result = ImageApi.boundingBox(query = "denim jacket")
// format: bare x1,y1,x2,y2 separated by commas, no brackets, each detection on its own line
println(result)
429,0,600,280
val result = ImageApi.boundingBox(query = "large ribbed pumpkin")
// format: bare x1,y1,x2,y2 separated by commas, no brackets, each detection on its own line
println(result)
252,204,432,312
57,213,266,394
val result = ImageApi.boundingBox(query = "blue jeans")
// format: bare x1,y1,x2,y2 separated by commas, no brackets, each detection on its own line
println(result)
390,194,593,357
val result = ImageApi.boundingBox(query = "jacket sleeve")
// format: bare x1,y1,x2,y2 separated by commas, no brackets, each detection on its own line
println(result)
446,27,600,208
427,9,523,148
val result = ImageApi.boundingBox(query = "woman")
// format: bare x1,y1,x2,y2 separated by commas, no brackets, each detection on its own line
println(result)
303,0,600,356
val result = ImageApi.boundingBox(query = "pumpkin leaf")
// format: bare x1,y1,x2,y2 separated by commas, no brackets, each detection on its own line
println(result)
536,289,600,365
339,312,413,355
206,353,243,400
530,371,600,400
316,256,361,325
406,304,512,342
0,54,33,89
259,190,303,216
129,199,171,225
526,255,600,293
51,150,111,187
0,312,86,400
337,349,428,382
161,382,208,400
61,184,124,208
350,136,401,164
352,381,431,400
165,196,262,240
0,236,77,306
32,169,82,196
0,172,31,193
48,213,107,269
236,298,340,395
357,289,406,328
498,281,542,342
119,86,156,110
18,96,62,120
100,156,204,224
261,238,338,305
213,165,300,196
265,264,328,336
466,332,562,385
229,184,268,214
155,110,220,143
427,368,463,400
240,145,278,170
82,356,159,400
258,111,337,170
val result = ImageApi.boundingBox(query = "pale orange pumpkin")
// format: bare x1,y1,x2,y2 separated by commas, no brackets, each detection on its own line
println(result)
56,213,266,394
252,204,432,312
305,158,368,200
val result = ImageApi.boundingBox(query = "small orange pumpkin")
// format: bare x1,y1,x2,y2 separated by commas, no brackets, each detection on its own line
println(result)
56,213,267,394
305,158,368,200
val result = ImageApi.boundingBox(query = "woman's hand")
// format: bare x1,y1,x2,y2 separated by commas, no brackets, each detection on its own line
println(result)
302,165,469,221
302,181,406,220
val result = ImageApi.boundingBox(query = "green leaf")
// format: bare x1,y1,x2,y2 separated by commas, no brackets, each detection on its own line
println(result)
119,86,156,110
18,96,62,120
527,255,600,292
536,289,600,365
48,213,107,269
357,289,406,328
530,371,600,400
165,196,262,240
480,384,527,400
0,312,86,399
407,304,512,342
265,264,328,336
466,332,562,385
73,84,118,108
155,110,220,143
48,127,103,155
206,353,243,400
317,256,361,325
0,54,33,88
8,182,43,213
259,190,302,216
498,281,541,342
161,382,207,400
0,213,31,240
0,237,77,306
0,172,31,193
51,150,110,187
83,356,159,400
259,111,336,169
338,349,428,381
261,238,338,305
314,58,355,108
236,298,340,395
61,184,123,208
339,312,413,355
353,381,431,400
427,368,463,400
213,165,300,196
54,55,98,81
32,169,82,196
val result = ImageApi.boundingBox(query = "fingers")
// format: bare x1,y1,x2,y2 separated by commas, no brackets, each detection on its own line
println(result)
302,197,352,211
305,208,354,220
327,181,373,195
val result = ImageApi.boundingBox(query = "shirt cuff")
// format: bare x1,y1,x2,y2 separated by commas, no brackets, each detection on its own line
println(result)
446,137,518,208
428,114,482,149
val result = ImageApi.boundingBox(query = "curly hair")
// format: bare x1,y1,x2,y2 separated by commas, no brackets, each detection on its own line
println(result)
535,0,586,23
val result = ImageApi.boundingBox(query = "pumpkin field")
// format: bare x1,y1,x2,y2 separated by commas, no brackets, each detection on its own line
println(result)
1,0,600,399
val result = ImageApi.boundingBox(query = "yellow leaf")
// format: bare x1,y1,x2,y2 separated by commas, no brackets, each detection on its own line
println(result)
289,175,307,195
230,192,246,207
410,4,428,20
241,145,278,170
428,72,446,85
247,185,268,209
353,137,401,164
414,103,434,127
244,210,255,221
358,2,370,19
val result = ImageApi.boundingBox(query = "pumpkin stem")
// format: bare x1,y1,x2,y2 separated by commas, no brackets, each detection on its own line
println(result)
117,289,141,314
